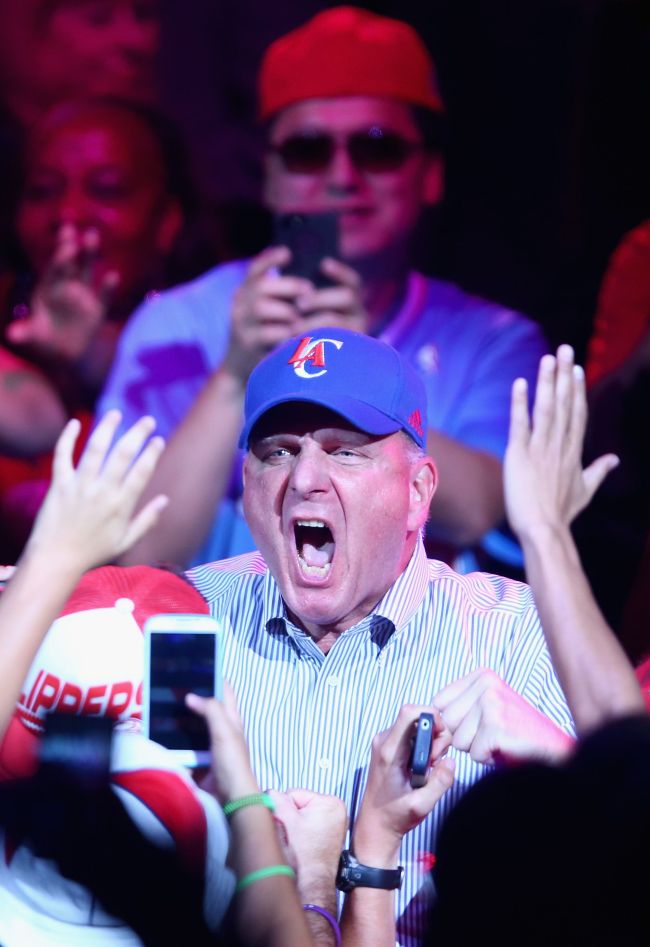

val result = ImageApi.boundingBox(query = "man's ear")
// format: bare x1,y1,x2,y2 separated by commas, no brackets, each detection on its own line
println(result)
408,456,437,531
422,154,444,207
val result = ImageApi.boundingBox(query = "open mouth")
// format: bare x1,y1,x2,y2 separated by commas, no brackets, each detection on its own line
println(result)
294,520,335,578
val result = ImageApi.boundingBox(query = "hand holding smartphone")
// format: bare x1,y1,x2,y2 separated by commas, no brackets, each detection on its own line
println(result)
408,712,435,788
142,614,222,768
272,211,339,288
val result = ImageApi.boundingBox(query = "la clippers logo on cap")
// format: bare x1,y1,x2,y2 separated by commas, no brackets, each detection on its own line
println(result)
288,336,343,378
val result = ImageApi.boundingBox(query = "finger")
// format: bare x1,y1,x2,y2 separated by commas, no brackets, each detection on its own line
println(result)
450,703,483,753
120,494,169,552
508,377,530,447
76,410,122,477
320,256,362,290
48,224,80,281
118,431,165,499
530,353,557,444
285,788,319,809
568,362,588,449
420,756,455,806
256,274,314,300
100,415,157,484
581,453,620,505
553,344,575,441
434,668,484,711
246,245,292,280
430,726,452,761
296,312,367,334
79,227,100,283
384,704,430,758
245,296,300,323
436,674,490,734
185,692,210,716
50,417,82,482
295,286,355,314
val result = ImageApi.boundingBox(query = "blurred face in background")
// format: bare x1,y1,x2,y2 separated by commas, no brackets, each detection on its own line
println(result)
264,96,443,274
0,0,160,126
17,103,181,309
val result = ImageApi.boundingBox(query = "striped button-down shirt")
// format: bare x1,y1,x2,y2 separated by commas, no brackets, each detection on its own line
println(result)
189,538,574,947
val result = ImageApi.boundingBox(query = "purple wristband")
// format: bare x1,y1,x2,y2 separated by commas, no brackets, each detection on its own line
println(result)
302,903,341,947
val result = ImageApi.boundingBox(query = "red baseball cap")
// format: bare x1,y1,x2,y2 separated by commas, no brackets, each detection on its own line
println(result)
258,6,444,120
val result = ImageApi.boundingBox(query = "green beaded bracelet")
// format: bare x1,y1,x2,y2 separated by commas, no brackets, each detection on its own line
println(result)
223,793,275,818
236,864,296,893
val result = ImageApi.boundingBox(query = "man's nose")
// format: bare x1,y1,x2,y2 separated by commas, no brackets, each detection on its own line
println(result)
325,141,363,193
288,447,330,496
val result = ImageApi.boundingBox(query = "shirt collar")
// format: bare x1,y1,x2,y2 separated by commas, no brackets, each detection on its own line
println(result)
260,535,430,643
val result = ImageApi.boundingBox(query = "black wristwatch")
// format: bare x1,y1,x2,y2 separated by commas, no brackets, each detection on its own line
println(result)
335,849,404,892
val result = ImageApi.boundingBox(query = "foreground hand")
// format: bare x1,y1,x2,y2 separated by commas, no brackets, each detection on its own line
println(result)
7,224,118,363
24,410,167,569
295,256,369,334
186,684,259,803
352,705,455,865
434,669,574,765
504,345,619,540
270,789,347,897
226,246,312,382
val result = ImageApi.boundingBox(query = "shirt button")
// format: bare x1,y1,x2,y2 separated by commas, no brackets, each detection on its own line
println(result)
326,675,339,687
318,757,331,770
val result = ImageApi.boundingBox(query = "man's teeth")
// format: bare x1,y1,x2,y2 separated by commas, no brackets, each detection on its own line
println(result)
299,559,332,577
295,519,334,575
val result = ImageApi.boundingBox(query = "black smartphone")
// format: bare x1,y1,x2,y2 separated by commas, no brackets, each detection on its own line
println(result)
272,211,339,288
408,712,434,788
142,614,222,768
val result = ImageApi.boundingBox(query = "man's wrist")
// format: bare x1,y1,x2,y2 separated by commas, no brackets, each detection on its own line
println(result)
350,824,401,868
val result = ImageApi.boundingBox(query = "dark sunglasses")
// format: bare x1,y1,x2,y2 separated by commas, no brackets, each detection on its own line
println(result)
269,127,423,174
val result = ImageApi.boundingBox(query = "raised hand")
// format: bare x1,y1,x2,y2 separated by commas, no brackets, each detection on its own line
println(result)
504,344,619,540
25,410,167,570
185,684,260,803
352,704,454,866
7,224,119,363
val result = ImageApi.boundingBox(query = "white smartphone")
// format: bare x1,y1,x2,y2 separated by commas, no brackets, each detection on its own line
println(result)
142,613,222,768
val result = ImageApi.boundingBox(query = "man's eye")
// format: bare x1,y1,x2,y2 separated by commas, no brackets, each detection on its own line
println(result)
265,447,292,461
332,448,359,460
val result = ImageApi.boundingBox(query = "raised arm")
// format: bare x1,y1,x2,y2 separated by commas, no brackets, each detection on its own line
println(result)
187,688,315,947
504,344,644,731
341,705,455,947
0,410,167,738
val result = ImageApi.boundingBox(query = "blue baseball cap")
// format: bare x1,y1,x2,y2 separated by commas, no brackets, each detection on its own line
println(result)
239,328,427,449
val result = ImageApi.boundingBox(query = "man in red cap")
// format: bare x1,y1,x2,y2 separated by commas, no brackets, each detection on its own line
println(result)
99,6,547,574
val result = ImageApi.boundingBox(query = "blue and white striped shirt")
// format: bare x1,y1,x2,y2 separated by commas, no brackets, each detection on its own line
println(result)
189,538,574,947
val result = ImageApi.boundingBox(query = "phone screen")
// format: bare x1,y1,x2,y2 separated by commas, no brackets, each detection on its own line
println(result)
147,631,216,753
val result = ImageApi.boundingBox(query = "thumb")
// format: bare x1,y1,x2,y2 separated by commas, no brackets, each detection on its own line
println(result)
582,453,620,505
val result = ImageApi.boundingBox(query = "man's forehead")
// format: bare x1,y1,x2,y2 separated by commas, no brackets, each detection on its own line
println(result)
269,96,419,136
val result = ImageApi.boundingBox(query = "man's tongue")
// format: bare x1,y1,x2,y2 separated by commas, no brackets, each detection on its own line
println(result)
301,542,332,568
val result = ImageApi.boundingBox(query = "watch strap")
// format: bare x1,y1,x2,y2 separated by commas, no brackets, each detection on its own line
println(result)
336,850,404,891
